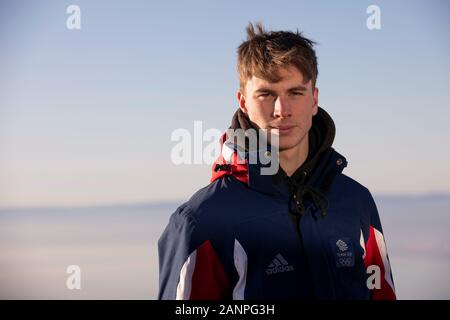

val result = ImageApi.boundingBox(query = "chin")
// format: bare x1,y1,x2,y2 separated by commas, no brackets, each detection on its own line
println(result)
278,138,298,151
274,137,299,152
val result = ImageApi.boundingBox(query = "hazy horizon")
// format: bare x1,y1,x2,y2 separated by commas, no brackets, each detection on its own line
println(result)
1,195,449,300
2,192,450,211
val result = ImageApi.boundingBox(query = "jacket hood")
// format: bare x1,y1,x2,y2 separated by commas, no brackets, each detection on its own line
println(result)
210,106,347,217
229,106,336,176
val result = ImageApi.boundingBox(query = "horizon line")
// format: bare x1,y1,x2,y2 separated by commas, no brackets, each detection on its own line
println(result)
1,192,450,211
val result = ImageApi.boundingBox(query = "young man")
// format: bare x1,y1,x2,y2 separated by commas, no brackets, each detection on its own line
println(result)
158,23,396,300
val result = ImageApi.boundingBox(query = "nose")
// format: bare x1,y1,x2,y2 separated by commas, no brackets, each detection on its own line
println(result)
273,96,292,118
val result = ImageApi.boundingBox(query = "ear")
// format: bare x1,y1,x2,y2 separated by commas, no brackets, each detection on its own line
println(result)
237,90,248,114
312,86,319,116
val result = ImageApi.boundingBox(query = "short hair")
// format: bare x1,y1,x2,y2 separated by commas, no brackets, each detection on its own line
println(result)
237,22,318,93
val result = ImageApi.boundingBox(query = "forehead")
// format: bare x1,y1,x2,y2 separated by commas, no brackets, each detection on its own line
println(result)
246,65,308,90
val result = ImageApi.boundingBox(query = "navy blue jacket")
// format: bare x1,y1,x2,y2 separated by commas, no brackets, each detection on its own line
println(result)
158,110,396,300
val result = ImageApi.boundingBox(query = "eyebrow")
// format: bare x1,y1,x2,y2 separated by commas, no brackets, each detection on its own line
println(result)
254,85,308,94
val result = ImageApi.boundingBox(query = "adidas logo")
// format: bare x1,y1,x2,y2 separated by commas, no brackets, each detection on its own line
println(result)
266,254,294,275
336,239,349,252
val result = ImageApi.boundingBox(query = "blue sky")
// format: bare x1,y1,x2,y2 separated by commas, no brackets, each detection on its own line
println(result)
1,0,449,207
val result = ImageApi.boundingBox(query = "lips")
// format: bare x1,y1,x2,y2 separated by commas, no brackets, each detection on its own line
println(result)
270,125,296,135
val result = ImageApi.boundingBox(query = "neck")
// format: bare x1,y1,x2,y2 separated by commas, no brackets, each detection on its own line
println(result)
279,135,309,177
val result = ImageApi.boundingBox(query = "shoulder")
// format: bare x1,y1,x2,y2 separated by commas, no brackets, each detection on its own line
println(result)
172,176,248,226
161,177,247,251
324,173,379,226
331,173,375,204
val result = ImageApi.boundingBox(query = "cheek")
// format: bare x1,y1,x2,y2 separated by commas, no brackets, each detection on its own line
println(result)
294,109,313,129
305,116,313,129
248,101,272,119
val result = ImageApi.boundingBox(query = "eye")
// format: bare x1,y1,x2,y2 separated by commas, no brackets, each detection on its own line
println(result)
257,93,273,99
291,91,303,96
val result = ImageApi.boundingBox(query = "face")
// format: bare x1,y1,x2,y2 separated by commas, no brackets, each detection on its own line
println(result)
237,65,318,152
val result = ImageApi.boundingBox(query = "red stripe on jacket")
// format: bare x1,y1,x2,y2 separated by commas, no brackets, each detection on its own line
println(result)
190,240,230,299
364,226,396,300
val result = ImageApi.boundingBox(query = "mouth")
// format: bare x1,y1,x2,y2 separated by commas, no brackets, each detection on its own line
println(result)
270,125,296,135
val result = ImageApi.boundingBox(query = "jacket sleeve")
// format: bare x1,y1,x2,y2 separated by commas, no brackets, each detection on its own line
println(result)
158,204,231,300
362,192,397,300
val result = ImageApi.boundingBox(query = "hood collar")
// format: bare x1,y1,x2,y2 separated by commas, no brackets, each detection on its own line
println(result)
211,107,347,203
